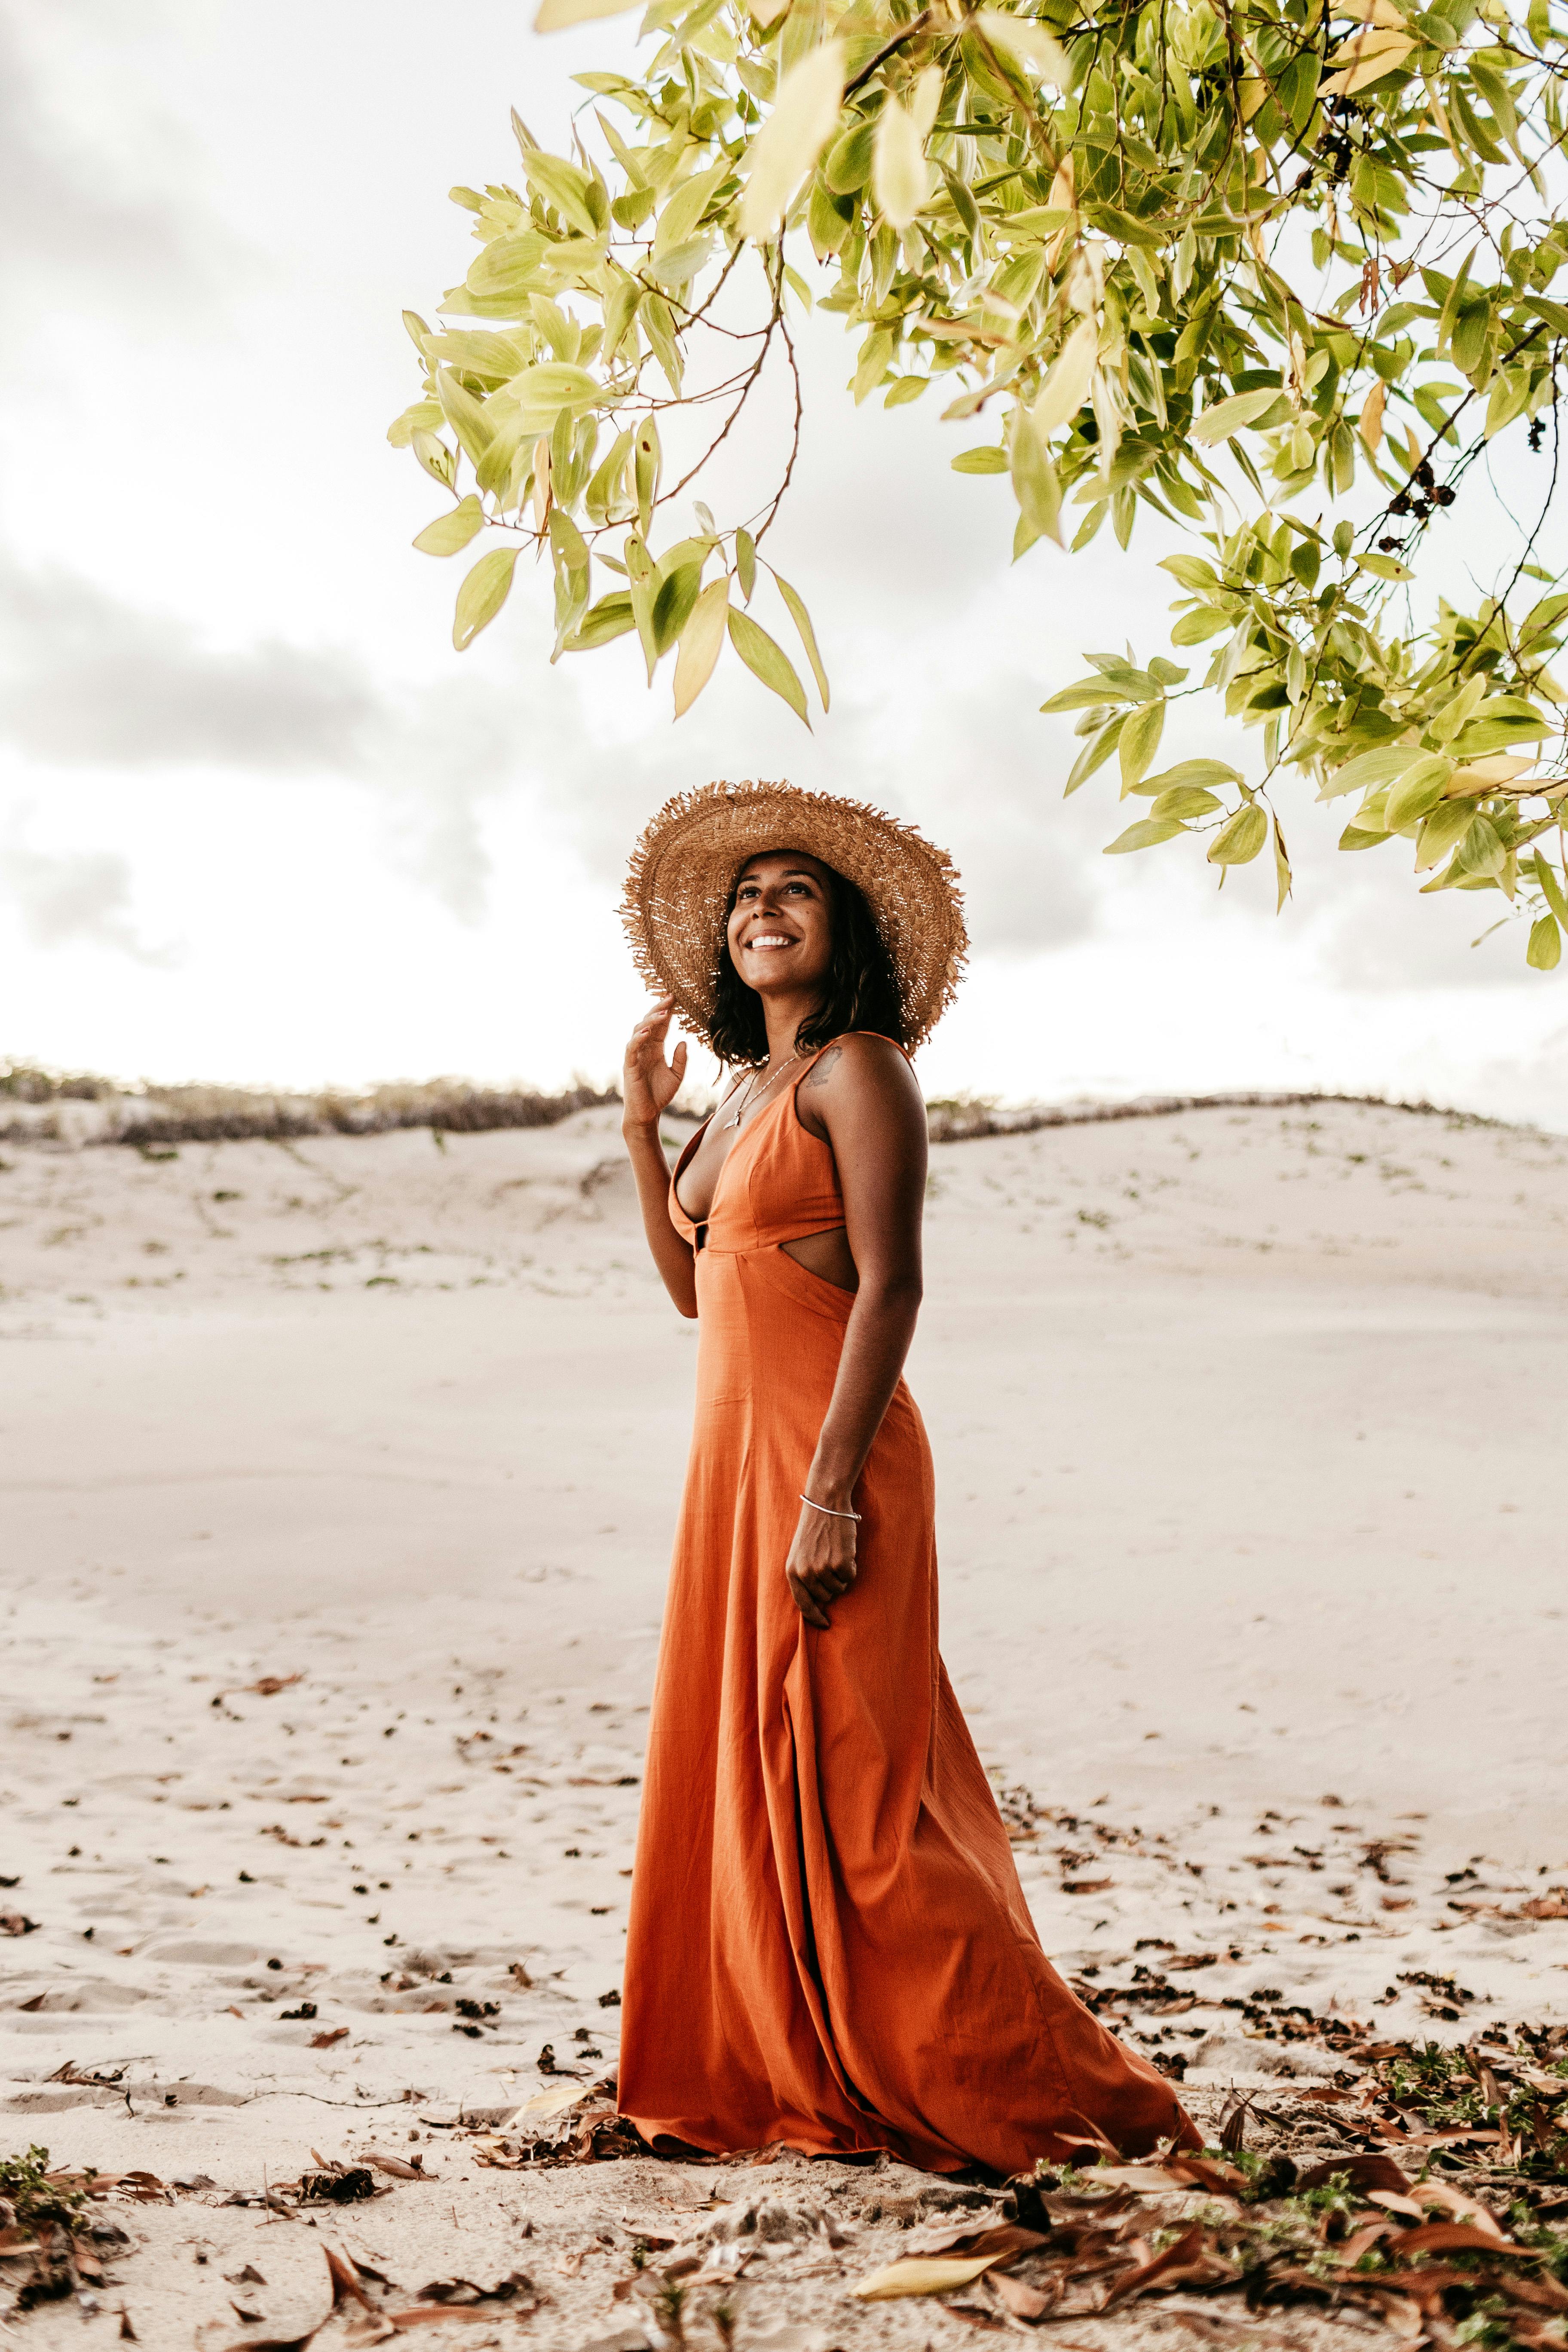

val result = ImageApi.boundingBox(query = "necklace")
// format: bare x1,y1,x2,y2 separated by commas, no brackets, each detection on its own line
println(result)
721,1050,803,1130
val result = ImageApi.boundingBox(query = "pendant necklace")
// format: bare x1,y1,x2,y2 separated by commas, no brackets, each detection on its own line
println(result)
721,1050,803,1130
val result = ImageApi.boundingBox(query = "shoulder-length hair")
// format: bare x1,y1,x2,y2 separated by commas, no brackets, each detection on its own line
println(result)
707,859,907,1067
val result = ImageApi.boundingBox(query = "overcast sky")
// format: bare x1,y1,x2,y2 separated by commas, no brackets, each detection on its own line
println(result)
4,0,1568,1120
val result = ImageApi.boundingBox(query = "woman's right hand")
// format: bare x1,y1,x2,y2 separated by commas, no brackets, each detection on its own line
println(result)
623,995,688,1131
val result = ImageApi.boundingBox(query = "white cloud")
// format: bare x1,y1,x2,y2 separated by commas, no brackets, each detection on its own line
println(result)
0,3,238,312
0,823,176,965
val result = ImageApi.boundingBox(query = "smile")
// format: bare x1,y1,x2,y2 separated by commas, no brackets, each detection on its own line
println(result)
745,933,796,950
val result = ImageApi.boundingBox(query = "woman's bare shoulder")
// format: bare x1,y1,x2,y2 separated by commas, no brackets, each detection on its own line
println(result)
800,1032,923,1109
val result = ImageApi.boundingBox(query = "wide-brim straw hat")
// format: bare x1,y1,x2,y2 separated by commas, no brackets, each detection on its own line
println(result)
621,779,968,1056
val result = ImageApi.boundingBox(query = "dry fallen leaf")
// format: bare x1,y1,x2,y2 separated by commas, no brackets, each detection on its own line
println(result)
854,2254,1001,2299
382,2309,493,2329
991,2269,1054,2318
906,2220,1049,2261
1101,2220,1209,2308
1086,2164,1197,2193
506,2081,589,2125
310,2027,349,2048
1297,2153,1411,2196
325,2245,377,2310
1398,2222,1519,2256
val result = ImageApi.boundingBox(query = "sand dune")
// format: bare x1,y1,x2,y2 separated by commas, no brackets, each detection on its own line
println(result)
4,1097,1568,2345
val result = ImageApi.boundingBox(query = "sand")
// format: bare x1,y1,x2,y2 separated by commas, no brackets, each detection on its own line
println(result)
4,1095,1568,2348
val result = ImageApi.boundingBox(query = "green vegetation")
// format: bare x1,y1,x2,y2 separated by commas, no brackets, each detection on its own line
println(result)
391,0,1568,960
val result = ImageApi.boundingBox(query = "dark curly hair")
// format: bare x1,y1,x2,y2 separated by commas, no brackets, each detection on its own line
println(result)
707,855,906,1067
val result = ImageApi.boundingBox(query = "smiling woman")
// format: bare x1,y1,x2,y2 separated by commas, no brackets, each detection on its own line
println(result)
610,777,1197,2173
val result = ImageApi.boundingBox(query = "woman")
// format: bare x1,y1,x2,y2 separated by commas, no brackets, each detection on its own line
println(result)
616,778,1194,2175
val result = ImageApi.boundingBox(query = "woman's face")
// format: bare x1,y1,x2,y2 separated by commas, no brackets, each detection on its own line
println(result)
726,849,835,1004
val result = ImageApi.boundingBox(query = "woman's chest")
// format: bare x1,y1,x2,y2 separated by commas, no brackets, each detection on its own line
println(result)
676,1118,747,1223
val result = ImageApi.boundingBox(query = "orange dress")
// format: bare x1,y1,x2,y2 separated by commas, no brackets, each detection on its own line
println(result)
618,1047,1196,2174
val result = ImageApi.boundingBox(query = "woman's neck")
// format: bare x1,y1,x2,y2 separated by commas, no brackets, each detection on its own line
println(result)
760,992,822,1067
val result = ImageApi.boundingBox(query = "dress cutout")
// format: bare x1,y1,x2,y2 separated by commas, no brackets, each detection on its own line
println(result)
617,1045,1198,2173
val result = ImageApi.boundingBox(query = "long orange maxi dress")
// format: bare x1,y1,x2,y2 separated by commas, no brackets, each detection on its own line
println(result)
618,1045,1196,2174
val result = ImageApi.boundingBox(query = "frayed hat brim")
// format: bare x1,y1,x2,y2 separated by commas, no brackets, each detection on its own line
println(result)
620,779,968,1055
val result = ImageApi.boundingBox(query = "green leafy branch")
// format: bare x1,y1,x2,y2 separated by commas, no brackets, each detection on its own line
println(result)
386,0,1568,960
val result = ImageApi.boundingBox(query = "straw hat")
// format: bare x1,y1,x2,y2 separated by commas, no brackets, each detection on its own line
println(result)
621,779,968,1055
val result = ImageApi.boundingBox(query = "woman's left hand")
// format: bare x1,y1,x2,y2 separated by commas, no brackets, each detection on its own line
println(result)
785,1502,858,1629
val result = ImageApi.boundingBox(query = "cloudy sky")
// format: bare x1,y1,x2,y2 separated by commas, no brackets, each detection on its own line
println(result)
4,0,1568,1119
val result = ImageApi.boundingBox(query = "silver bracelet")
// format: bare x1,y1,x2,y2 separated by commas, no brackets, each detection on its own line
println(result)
799,1492,861,1522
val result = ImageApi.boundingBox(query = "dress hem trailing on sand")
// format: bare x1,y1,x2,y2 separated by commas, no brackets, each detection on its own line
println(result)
617,1044,1197,2175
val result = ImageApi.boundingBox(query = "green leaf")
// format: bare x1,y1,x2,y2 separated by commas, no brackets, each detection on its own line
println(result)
564,592,636,651
1118,698,1165,793
653,156,732,257
1527,912,1562,970
1317,744,1426,802
522,152,603,240
1160,554,1221,594
641,291,683,395
1104,817,1186,853
1340,824,1396,851
1150,784,1222,820
1009,412,1062,549
1383,753,1455,833
1170,605,1235,645
735,527,757,602
773,572,830,711
503,362,601,420
1207,803,1268,864
411,431,456,490
634,418,661,533
1190,389,1289,444
584,426,634,524
466,233,549,303
1273,815,1292,913
453,546,520,652
1139,758,1243,794
413,495,487,557
1534,854,1568,927
1041,678,1122,715
1455,812,1507,877
952,445,1008,474
1063,710,1125,794
738,40,846,242
854,327,895,405
1356,551,1416,582
727,607,810,724
388,401,445,448
1452,699,1551,758
652,562,703,655
535,0,638,29
824,116,876,196
1525,295,1568,338
437,370,495,467
971,10,1071,86
1415,797,1480,872
674,578,730,718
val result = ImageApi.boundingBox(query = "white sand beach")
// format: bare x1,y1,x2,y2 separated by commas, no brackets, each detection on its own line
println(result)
4,1095,1568,2347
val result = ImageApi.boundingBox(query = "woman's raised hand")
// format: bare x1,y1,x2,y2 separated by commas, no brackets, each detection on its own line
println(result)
623,995,688,1131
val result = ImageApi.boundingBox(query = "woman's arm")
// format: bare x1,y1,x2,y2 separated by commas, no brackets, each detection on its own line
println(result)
785,1034,927,1628
621,995,698,1320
